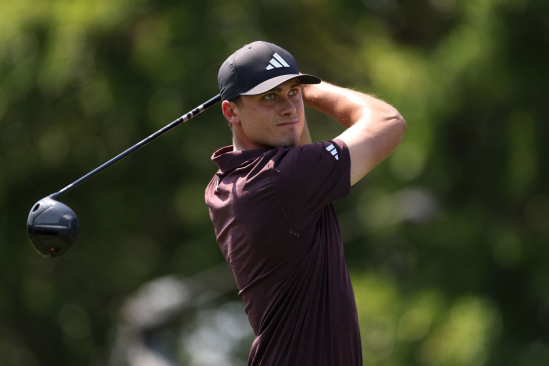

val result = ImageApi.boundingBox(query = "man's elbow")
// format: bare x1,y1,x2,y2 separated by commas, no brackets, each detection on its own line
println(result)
387,109,407,143
396,112,407,137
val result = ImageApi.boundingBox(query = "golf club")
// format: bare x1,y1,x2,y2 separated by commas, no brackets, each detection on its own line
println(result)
28,94,222,258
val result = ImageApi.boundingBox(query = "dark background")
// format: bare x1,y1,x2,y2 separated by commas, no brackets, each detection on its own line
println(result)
1,0,548,365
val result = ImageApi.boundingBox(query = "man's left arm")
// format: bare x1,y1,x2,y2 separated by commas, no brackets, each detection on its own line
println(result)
297,114,312,145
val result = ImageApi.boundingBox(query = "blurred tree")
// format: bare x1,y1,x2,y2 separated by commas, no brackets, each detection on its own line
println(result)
0,0,548,365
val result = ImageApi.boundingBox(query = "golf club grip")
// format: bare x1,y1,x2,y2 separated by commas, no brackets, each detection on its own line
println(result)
49,94,222,200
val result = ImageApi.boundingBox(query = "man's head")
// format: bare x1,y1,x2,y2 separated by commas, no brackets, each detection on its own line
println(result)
218,41,320,150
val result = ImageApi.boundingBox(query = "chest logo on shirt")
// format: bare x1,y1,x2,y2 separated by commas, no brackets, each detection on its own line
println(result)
326,143,339,160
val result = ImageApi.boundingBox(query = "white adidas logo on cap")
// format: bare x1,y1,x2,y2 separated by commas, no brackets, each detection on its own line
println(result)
266,53,290,70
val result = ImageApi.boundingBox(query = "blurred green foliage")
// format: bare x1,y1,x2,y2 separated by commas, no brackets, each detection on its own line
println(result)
1,0,548,365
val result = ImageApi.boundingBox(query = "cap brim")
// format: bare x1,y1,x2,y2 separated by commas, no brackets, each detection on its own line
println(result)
240,74,321,96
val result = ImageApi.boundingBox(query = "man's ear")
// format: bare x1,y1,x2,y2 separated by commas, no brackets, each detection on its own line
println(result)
222,100,241,127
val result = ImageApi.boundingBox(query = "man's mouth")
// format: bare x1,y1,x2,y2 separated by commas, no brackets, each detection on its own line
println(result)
276,121,299,127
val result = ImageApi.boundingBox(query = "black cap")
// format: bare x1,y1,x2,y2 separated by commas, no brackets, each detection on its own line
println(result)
218,41,321,101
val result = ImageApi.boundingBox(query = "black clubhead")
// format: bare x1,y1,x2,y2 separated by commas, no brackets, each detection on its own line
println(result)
27,197,79,258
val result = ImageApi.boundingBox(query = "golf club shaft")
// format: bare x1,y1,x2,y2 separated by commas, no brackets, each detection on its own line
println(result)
49,94,222,200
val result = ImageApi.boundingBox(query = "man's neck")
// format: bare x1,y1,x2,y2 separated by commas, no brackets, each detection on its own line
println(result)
232,133,269,151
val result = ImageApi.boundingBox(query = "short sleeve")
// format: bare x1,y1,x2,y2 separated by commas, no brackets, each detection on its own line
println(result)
268,139,351,231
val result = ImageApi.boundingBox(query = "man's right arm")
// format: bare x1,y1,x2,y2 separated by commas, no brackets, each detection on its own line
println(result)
302,81,407,186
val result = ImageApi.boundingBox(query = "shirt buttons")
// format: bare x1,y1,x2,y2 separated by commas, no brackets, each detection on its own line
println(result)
289,230,300,237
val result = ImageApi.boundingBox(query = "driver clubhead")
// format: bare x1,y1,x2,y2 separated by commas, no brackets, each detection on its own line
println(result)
27,197,79,258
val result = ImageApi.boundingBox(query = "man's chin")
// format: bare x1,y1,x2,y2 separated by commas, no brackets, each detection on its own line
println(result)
260,134,301,149
277,137,300,148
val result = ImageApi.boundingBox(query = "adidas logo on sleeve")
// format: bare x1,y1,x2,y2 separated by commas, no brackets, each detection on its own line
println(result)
326,143,339,160
266,53,291,70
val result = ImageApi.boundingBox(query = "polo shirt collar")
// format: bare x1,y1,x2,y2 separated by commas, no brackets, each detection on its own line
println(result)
211,145,268,173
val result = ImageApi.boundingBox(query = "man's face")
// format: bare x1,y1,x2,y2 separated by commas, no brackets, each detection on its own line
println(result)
232,78,305,150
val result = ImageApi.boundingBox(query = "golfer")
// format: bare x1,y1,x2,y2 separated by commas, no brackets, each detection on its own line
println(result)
205,41,406,365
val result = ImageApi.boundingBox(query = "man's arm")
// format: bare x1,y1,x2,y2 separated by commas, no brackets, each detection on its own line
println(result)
297,114,312,145
302,81,406,186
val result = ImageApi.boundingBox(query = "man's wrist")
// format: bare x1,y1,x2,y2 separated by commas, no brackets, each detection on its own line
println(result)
303,81,335,110
302,82,322,108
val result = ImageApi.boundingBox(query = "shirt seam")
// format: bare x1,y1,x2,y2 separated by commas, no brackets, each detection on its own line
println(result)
266,159,307,233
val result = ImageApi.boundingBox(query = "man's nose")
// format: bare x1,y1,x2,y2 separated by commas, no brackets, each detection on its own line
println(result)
280,96,297,117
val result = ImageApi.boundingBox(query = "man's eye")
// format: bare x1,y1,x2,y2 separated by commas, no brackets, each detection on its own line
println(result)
288,89,298,96
264,94,275,100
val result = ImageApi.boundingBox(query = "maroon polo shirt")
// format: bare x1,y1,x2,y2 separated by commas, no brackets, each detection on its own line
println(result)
205,139,362,366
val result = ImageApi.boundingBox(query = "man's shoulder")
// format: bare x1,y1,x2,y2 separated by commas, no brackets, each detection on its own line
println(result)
206,139,348,191
269,140,348,169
